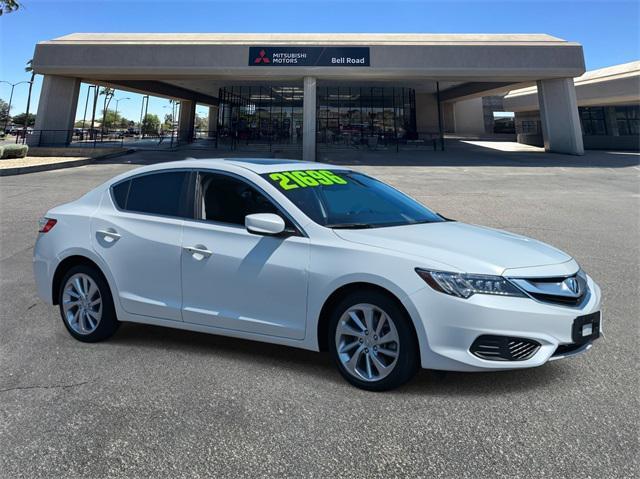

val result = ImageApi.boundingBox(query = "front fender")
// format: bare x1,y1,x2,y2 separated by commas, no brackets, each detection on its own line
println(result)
306,270,429,358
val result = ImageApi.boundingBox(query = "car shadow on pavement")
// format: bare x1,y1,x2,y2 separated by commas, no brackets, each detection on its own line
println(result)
403,364,569,396
111,322,567,394
110,322,341,384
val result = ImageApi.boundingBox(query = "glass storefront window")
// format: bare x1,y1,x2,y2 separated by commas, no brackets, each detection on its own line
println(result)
615,105,639,136
218,86,304,145
218,85,418,148
519,120,539,134
316,86,417,147
579,107,607,136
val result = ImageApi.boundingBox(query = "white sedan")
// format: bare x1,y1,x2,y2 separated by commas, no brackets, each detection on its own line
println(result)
33,158,602,390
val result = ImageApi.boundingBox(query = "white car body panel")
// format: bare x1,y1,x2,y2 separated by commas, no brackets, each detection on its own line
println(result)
91,191,184,321
334,222,572,275
180,219,310,339
33,158,602,373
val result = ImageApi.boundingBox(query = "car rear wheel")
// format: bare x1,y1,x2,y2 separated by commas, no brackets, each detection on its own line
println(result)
329,290,419,391
58,265,119,342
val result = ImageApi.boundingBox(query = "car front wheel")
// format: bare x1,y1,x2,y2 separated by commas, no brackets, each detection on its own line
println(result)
58,265,119,342
329,290,419,391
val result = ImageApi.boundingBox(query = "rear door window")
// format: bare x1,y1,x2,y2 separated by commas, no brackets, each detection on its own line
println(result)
112,171,192,218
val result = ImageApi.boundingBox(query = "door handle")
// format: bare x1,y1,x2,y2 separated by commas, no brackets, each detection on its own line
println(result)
184,245,213,258
97,229,121,243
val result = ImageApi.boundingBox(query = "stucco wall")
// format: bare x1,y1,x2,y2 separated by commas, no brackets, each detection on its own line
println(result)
415,93,439,133
453,97,485,134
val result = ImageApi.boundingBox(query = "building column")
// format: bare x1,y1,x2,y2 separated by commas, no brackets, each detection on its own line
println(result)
208,106,218,138
537,78,584,155
178,100,196,143
303,76,317,162
29,75,81,146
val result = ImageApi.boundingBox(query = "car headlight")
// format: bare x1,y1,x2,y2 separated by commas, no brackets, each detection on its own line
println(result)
415,268,526,299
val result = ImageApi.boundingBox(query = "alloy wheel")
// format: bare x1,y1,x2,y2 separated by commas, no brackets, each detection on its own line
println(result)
335,303,400,382
62,273,103,335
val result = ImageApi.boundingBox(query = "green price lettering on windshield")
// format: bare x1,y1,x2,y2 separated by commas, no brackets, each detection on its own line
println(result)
269,170,348,190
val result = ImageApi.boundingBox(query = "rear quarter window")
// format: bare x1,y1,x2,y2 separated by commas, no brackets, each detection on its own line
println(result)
111,180,130,209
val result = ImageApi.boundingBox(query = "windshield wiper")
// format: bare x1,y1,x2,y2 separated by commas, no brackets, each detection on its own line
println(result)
325,223,373,229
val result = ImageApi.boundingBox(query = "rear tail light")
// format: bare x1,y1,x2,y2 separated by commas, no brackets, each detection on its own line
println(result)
38,217,57,233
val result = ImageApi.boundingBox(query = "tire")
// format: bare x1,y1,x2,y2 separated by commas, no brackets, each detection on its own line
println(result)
328,289,419,391
58,264,119,343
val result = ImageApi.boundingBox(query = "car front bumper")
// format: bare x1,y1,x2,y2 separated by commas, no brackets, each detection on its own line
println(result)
408,275,602,371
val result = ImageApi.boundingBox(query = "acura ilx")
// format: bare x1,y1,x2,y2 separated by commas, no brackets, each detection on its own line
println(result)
33,158,602,390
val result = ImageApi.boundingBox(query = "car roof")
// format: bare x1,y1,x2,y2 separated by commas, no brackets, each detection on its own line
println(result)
128,158,345,175
222,158,336,173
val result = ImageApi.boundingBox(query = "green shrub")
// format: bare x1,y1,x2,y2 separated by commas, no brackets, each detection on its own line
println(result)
1,144,28,159
0,146,3,158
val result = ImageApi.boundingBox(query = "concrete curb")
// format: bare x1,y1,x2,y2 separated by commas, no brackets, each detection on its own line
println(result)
0,149,134,176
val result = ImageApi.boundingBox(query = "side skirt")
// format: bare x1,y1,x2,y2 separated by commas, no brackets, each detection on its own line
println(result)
117,312,320,352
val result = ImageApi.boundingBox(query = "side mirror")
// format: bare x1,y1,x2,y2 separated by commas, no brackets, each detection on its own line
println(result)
245,213,286,236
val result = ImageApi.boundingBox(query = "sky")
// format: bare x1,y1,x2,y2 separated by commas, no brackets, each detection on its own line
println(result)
0,0,638,123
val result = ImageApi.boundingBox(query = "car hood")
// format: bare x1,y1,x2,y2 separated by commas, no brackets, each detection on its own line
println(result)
333,221,574,276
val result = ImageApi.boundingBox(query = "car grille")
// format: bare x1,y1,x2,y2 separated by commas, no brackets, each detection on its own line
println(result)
509,271,588,307
470,335,541,361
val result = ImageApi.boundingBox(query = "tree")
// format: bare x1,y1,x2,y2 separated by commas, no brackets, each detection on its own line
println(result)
0,99,9,125
195,114,208,131
0,0,21,15
23,59,36,134
119,117,131,129
163,113,173,131
101,109,124,129
11,112,35,127
141,114,160,135
99,87,115,132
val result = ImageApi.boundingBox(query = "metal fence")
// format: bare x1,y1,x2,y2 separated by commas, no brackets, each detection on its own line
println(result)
318,131,443,152
7,128,444,153
14,129,182,149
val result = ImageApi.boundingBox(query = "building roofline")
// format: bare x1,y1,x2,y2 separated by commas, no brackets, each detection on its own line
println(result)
505,60,640,98
42,32,578,47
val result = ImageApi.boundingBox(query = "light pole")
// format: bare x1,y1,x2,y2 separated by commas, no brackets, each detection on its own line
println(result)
139,95,149,138
89,86,99,141
0,80,32,133
113,97,130,130
81,85,96,138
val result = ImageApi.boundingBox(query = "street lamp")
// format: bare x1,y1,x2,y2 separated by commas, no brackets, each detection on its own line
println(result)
0,80,32,133
113,97,130,130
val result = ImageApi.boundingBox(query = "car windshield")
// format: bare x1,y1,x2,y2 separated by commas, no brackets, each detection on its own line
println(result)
261,169,445,228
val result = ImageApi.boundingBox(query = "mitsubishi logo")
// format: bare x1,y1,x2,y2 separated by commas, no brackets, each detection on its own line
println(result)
254,49,271,64
563,277,580,296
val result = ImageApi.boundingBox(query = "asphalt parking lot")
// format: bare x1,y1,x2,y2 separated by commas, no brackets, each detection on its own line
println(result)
1,147,638,478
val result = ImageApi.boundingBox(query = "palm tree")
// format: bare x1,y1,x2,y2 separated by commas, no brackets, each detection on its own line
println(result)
99,87,115,133
0,0,21,15
22,59,35,141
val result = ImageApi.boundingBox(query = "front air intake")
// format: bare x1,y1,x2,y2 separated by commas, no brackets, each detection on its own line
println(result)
470,335,541,361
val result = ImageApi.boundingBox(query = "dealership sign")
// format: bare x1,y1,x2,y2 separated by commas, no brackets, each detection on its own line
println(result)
249,47,370,67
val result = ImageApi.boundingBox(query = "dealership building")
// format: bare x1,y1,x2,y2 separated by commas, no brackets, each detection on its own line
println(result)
31,33,591,159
